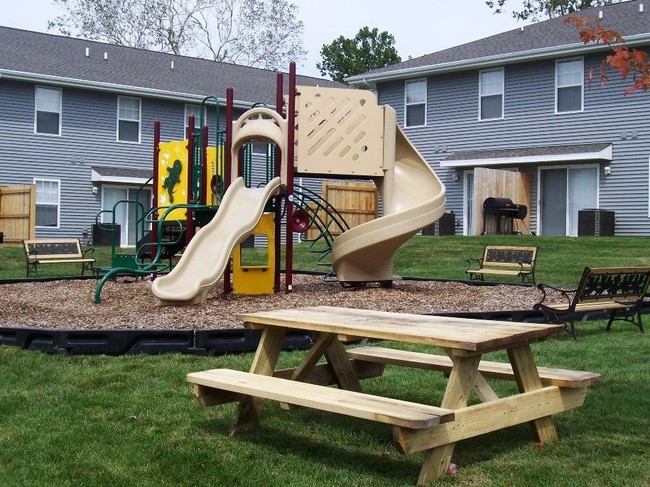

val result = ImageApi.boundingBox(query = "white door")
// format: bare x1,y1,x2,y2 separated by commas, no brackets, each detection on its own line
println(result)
540,166,598,236
102,186,152,246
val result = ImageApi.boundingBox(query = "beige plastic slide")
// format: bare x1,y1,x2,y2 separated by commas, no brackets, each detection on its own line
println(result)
332,122,446,284
151,176,281,305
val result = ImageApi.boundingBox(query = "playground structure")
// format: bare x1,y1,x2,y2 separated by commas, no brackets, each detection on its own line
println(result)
149,63,446,305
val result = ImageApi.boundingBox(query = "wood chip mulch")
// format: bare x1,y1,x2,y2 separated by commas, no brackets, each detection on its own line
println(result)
0,274,546,331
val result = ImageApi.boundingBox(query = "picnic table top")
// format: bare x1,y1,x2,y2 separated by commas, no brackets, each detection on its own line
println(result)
237,306,563,354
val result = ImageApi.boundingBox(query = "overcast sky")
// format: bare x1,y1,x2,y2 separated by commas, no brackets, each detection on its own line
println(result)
1,0,527,78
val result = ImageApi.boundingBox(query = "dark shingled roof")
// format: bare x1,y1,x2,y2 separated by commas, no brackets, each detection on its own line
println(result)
0,26,342,106
351,1,650,81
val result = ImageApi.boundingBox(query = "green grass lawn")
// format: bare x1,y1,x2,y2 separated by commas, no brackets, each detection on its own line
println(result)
0,235,649,485
5,234,648,286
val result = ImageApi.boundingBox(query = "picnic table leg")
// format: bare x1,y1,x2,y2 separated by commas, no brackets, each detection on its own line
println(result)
507,345,558,444
230,326,287,436
285,331,361,391
288,332,336,382
324,337,363,392
417,354,481,485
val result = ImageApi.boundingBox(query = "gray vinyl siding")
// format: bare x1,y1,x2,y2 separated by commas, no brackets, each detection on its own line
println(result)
0,79,233,240
377,49,650,236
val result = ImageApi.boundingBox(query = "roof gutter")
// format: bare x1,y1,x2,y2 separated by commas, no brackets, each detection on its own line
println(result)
0,69,257,110
348,33,650,85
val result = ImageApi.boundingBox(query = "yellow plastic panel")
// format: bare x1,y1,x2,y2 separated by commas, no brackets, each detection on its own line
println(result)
158,140,189,220
232,212,275,295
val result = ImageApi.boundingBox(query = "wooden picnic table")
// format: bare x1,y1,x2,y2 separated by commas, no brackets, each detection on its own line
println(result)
187,306,600,485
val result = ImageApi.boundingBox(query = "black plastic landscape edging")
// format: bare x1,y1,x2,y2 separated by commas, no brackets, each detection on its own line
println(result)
1,273,648,356
0,326,318,356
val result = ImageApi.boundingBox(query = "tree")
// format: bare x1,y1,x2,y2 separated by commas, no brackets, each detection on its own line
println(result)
48,0,305,70
485,0,624,21
317,27,401,83
565,15,650,93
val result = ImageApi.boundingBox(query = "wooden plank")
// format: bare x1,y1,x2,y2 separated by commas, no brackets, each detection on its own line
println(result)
274,361,386,385
417,354,480,485
187,368,455,429
0,184,35,242
192,361,387,407
508,345,558,443
471,168,531,236
346,346,602,388
230,326,286,435
306,181,377,240
324,337,362,392
238,306,564,354
394,387,586,453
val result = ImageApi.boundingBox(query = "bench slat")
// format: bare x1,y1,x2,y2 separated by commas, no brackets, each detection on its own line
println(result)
466,245,538,284
29,258,95,264
467,269,532,276
187,368,455,429
22,238,96,277
347,346,602,389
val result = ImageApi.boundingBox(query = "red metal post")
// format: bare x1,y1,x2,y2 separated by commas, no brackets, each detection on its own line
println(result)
223,88,234,294
273,72,284,293
152,121,161,245
151,120,161,279
185,115,196,245
200,125,209,205
285,62,297,293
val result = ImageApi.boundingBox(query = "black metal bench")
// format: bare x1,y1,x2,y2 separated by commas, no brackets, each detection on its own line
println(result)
466,245,538,284
23,238,96,277
534,266,650,339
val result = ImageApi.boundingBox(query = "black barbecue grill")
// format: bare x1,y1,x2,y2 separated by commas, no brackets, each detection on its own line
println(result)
482,197,528,235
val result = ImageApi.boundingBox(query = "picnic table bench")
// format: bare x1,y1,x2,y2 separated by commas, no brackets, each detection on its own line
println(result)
22,238,96,277
534,266,650,339
187,306,600,485
466,245,538,284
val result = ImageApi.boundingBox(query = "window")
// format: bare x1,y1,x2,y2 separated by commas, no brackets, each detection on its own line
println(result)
35,86,61,135
479,69,504,120
185,104,206,137
117,96,141,142
405,79,426,127
34,179,60,227
556,58,583,113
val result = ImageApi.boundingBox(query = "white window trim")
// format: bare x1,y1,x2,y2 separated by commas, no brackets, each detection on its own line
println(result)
184,104,207,130
555,57,584,115
34,177,61,229
463,170,474,236
117,96,141,143
34,86,62,136
478,68,504,121
404,78,427,128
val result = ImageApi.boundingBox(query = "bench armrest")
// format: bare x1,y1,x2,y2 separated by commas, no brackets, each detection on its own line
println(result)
83,246,96,259
534,283,576,308
466,257,482,270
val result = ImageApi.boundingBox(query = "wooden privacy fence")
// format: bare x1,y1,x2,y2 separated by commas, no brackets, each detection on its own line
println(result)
0,185,36,246
472,168,531,236
305,181,377,240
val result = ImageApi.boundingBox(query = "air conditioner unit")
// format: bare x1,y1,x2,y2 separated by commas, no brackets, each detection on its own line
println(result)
578,209,615,236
